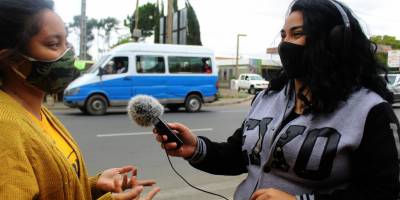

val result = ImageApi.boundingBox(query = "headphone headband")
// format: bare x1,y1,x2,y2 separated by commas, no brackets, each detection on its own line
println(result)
328,0,351,29
287,0,351,30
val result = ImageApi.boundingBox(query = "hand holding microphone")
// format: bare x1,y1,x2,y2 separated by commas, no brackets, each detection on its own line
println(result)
153,122,198,159
127,95,198,158
128,95,230,200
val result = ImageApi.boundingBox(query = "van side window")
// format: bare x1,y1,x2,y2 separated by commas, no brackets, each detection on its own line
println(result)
168,56,212,74
136,55,165,73
103,56,129,75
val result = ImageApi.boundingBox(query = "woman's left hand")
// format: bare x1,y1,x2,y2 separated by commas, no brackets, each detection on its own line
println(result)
250,188,296,200
96,165,156,193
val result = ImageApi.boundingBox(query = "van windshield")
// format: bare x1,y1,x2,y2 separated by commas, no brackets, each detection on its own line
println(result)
86,55,111,74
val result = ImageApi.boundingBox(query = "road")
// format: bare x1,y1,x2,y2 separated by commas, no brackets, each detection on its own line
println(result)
54,102,400,200
54,101,252,200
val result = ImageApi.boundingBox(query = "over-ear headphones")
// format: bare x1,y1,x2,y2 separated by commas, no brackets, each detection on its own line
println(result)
327,0,352,57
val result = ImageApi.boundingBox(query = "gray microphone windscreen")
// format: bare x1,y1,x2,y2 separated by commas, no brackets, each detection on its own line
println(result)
127,95,164,127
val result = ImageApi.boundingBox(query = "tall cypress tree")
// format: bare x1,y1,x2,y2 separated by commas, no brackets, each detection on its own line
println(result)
154,1,161,43
185,0,202,45
173,0,178,12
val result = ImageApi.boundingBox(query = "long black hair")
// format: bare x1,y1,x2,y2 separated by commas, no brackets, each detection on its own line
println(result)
0,0,54,53
268,0,392,114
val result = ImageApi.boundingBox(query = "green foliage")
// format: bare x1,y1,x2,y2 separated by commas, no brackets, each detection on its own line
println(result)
68,16,121,58
98,17,119,34
370,35,400,67
111,36,134,48
185,0,202,45
96,17,119,47
154,3,161,43
125,3,159,39
68,15,99,59
173,0,178,11
160,0,165,16
371,35,400,49
376,52,388,66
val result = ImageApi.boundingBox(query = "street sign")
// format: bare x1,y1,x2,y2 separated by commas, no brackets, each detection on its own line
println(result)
388,50,400,68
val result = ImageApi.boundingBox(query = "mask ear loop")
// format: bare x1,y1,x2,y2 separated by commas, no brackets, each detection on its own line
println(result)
19,48,71,62
0,49,28,74
0,49,13,60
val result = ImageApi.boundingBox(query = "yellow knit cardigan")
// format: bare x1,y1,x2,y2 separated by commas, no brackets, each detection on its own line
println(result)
0,91,112,200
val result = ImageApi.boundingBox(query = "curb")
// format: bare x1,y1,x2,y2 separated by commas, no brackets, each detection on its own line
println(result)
204,96,253,107
46,96,254,111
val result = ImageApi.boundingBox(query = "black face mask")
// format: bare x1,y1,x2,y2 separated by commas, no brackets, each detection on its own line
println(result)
278,42,307,79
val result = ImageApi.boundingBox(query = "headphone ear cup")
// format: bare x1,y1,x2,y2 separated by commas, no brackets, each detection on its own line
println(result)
329,25,345,54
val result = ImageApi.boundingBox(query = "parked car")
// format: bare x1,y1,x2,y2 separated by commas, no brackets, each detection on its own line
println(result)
386,73,400,103
237,73,269,94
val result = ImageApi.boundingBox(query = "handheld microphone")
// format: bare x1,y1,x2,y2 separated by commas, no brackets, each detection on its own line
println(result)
127,95,229,200
127,95,183,149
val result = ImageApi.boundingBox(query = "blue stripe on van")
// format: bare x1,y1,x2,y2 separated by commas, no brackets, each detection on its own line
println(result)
64,75,218,105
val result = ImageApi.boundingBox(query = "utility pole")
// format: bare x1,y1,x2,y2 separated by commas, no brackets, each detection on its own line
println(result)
79,0,87,60
132,0,141,42
236,34,247,78
166,0,173,44
134,0,140,30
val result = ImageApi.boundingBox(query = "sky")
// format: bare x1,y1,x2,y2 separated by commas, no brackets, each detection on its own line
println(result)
52,0,400,60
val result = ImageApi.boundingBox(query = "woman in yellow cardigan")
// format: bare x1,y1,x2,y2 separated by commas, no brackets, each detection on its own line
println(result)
0,0,160,199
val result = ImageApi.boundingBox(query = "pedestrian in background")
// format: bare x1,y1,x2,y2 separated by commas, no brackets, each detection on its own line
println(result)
0,0,159,199
153,0,400,199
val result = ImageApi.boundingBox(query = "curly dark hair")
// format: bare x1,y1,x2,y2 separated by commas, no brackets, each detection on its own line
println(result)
268,0,392,114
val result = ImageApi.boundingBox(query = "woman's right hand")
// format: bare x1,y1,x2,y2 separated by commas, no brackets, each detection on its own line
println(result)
153,122,198,159
111,176,160,200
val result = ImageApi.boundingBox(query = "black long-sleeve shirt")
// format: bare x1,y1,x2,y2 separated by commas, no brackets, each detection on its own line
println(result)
190,102,400,200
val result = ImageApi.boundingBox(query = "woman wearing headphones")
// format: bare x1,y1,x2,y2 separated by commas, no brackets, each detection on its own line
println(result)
153,0,400,199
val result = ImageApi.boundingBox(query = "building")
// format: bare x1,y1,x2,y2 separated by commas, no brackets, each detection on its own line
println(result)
216,55,281,88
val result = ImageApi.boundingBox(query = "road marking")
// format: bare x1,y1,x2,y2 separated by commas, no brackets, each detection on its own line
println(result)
217,110,248,113
96,128,213,138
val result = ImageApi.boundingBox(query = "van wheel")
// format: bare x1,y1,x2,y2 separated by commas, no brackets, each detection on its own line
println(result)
78,107,88,114
86,95,108,115
249,86,256,95
185,94,202,112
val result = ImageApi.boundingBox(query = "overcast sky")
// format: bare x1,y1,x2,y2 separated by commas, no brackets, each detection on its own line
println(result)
52,0,400,59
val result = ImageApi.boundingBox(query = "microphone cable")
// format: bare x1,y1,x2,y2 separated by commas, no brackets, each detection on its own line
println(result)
162,144,230,200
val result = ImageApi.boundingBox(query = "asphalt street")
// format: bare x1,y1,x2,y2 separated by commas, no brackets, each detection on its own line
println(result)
53,102,400,200
53,101,252,200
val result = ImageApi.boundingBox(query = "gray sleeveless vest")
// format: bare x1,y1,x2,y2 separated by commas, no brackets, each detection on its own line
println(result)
234,85,385,200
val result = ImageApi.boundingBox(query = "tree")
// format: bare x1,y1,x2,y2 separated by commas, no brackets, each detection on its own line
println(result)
173,0,178,11
371,35,400,49
370,35,400,67
69,15,98,60
185,0,202,45
154,1,162,43
125,3,159,39
97,17,119,48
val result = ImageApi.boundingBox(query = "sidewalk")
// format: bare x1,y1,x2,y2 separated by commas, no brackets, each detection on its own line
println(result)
45,88,253,110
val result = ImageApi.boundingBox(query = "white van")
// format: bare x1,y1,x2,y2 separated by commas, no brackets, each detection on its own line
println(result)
64,43,219,115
